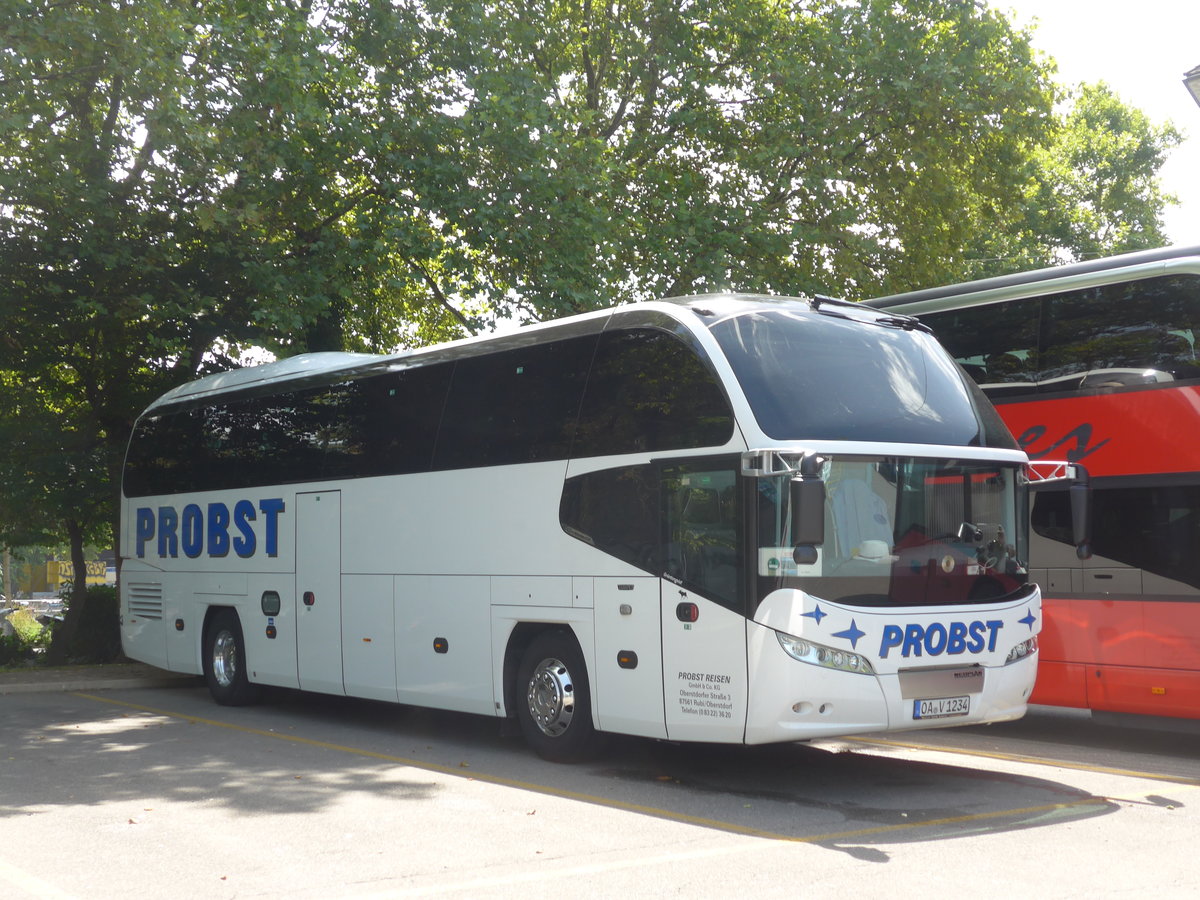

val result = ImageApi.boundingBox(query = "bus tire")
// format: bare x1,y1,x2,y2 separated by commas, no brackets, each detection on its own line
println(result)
516,630,599,762
203,609,261,706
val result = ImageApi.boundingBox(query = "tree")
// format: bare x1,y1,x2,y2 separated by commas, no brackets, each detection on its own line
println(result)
365,0,1059,320
955,81,1182,281
0,367,111,660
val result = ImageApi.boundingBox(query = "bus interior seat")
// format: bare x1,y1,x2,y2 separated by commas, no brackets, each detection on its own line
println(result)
984,351,1028,381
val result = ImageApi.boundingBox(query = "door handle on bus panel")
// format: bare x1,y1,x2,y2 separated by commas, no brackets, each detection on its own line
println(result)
303,591,316,606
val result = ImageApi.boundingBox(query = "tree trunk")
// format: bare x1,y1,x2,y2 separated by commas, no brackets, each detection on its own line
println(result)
2,546,11,603
45,519,89,665
303,298,347,352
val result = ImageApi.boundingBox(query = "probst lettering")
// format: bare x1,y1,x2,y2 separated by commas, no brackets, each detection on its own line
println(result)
878,619,1004,659
136,499,285,559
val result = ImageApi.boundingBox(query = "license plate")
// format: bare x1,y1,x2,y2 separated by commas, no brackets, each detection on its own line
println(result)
913,695,970,719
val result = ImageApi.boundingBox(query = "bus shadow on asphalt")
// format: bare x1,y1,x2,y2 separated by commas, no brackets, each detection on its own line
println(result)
5,685,1118,851
245,686,1122,848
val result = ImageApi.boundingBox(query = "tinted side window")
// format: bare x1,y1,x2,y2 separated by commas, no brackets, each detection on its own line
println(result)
574,328,733,457
124,408,206,496
925,274,1200,399
434,336,596,469
560,457,745,611
1033,484,1200,592
1040,275,1200,392
124,365,454,497
921,299,1040,398
663,461,743,610
125,387,351,496
331,365,451,477
203,389,331,490
560,464,660,574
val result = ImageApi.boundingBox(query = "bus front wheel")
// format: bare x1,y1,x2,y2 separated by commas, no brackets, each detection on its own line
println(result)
203,609,261,706
516,630,599,762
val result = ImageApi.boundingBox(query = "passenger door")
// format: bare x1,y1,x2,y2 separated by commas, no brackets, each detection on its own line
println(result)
296,490,344,694
658,462,748,742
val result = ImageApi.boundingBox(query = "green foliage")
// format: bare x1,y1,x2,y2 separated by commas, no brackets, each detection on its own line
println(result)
0,607,51,667
374,0,1061,312
1040,83,1181,256
955,82,1182,282
8,607,47,645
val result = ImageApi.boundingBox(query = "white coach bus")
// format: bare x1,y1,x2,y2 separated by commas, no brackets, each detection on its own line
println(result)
120,294,1054,759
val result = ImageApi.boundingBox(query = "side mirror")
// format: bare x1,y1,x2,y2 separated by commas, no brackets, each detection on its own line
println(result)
1070,465,1091,560
790,474,825,565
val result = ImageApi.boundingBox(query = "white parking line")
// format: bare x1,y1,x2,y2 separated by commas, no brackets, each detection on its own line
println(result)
0,857,79,900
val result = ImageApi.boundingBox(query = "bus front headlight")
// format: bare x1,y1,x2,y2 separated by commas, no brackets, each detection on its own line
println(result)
777,631,875,675
1005,635,1039,664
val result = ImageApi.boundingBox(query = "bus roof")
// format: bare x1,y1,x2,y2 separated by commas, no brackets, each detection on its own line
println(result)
866,243,1200,313
145,306,619,413
143,293,922,416
148,351,379,410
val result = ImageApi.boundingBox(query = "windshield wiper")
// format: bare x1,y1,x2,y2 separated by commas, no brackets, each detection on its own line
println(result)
811,295,931,333
875,315,932,334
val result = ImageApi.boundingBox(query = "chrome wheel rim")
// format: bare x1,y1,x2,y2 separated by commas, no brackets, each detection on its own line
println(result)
526,656,575,737
212,630,238,688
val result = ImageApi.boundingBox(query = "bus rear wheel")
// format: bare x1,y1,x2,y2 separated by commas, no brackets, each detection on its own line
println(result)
516,630,599,762
203,609,261,706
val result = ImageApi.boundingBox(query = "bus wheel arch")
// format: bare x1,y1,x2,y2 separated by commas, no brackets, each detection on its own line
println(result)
201,606,261,706
510,626,602,762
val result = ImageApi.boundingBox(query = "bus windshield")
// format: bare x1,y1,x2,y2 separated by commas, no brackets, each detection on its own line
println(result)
709,307,1015,449
756,457,1030,608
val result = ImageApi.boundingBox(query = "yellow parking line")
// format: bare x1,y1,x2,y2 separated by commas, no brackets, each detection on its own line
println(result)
76,692,1109,844
839,735,1200,787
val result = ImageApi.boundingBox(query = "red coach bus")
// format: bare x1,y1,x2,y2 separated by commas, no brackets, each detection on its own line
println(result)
867,244,1200,721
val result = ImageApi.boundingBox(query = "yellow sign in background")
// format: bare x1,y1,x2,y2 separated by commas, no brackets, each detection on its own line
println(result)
45,560,109,588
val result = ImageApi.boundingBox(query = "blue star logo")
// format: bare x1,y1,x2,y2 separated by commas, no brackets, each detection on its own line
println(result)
832,619,866,649
802,604,827,625
1019,608,1037,631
